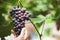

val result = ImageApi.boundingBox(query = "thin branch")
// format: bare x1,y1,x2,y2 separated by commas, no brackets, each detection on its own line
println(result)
29,18,41,40
18,0,23,7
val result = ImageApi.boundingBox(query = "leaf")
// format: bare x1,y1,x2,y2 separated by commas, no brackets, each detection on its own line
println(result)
31,18,44,23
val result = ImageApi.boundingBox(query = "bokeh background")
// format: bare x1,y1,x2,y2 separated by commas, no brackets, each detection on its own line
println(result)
0,0,59,40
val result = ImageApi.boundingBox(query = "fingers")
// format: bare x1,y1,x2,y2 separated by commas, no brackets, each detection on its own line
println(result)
12,20,34,40
17,28,26,40
24,28,31,40
20,28,26,37
24,29,28,40
11,28,26,40
12,28,25,40
11,29,17,38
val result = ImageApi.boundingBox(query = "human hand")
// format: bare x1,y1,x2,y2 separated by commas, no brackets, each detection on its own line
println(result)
11,28,26,40
11,20,34,40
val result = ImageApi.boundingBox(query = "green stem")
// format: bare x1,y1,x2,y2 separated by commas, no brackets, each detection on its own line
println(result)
29,18,41,40
18,0,23,8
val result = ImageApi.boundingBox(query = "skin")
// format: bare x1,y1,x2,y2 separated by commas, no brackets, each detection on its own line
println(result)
11,20,35,40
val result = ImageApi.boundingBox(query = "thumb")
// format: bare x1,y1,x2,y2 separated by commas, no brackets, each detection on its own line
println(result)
15,28,26,40
19,28,26,38
24,29,28,40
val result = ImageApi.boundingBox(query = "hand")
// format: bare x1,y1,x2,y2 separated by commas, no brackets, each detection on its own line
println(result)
24,20,35,40
12,28,30,40
11,28,26,40
11,20,35,40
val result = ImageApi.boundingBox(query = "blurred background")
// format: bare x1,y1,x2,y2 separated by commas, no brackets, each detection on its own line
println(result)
0,0,60,40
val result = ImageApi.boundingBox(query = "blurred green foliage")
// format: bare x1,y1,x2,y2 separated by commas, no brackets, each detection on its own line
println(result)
44,28,51,36
0,0,59,38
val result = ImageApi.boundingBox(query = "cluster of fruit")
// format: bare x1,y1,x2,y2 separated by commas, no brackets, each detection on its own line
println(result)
10,5,31,36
